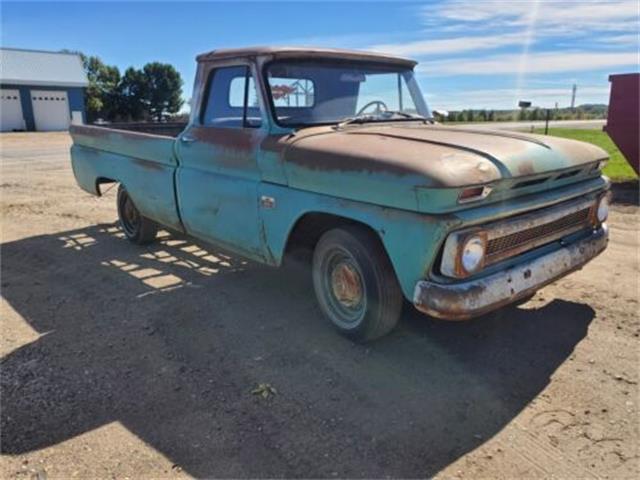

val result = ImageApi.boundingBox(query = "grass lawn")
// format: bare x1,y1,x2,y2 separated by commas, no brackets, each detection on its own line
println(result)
533,128,637,181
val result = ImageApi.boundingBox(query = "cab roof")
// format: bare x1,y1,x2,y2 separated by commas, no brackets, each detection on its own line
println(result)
196,46,417,67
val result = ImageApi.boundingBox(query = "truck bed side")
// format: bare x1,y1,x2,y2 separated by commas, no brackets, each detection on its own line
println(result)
70,124,183,232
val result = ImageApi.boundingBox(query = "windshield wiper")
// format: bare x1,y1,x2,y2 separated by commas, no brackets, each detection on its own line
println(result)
336,111,431,129
383,110,427,120
335,114,379,129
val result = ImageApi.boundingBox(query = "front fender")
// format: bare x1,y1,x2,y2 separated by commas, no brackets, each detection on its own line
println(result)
258,183,459,300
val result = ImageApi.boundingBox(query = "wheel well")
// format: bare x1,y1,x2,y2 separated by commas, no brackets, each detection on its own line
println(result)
284,212,380,257
95,177,117,196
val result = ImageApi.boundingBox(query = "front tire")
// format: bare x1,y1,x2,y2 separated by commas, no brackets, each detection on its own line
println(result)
117,185,158,245
312,226,403,342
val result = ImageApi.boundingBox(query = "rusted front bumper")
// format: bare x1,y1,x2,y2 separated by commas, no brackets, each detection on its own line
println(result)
413,225,608,320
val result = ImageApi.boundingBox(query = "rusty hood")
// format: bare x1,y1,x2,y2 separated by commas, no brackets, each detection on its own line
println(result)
282,124,607,186
274,123,608,212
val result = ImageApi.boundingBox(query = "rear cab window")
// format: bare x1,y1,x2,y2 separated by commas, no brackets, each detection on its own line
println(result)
267,77,315,108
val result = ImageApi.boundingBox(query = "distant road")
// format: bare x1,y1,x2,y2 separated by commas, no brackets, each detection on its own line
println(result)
456,119,605,131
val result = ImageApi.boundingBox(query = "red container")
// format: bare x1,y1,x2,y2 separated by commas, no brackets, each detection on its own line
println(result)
604,73,639,175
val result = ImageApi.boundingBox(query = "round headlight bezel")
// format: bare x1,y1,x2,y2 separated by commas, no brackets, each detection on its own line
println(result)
460,234,487,275
596,194,610,223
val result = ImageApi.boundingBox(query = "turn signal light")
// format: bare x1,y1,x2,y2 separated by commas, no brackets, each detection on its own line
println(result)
458,185,492,204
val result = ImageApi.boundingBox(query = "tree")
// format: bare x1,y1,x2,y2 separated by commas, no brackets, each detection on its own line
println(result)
65,50,184,122
81,55,121,122
140,62,183,121
118,67,147,121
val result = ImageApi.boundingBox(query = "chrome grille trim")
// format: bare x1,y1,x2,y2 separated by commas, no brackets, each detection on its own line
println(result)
440,196,597,278
486,207,591,259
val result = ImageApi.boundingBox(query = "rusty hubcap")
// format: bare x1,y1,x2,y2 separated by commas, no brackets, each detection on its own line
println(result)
330,261,363,309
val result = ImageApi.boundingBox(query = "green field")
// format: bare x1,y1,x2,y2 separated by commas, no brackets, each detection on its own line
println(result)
533,128,637,181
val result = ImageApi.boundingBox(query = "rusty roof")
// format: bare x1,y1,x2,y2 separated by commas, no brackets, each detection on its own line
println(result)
195,46,417,67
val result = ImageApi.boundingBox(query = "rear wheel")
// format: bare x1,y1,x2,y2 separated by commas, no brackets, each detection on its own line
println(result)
117,185,158,245
312,226,403,342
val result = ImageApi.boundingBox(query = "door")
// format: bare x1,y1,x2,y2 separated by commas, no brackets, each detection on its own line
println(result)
176,64,267,260
31,90,70,131
0,89,25,131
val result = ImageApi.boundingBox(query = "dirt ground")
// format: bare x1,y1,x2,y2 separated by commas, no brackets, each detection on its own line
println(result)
0,132,638,479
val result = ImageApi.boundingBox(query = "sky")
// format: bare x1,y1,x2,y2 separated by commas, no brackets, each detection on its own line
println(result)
1,0,638,111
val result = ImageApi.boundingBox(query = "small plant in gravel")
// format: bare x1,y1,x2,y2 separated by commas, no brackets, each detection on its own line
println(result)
251,383,277,399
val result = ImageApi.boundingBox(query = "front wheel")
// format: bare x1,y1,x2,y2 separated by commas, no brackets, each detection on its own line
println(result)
312,226,403,342
117,185,158,245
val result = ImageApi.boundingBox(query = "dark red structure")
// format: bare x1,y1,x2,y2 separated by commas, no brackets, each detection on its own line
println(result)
604,73,639,175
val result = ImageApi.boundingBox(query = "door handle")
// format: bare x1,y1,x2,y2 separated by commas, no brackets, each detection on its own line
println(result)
180,135,196,143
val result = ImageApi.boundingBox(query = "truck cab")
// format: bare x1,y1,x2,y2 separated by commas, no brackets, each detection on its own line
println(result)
70,47,610,341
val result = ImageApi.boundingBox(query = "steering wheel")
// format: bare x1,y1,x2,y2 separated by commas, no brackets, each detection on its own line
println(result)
356,100,388,117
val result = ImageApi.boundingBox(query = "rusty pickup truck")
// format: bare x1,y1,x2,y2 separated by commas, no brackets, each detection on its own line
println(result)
70,47,610,341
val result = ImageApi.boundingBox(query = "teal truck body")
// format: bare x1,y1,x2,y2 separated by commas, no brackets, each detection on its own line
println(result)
70,47,610,340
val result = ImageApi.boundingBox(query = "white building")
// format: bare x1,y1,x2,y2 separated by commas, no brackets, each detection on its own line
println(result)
0,48,88,131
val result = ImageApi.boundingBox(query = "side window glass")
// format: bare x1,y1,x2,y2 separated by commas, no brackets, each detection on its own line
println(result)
202,66,262,128
229,76,245,107
229,76,261,127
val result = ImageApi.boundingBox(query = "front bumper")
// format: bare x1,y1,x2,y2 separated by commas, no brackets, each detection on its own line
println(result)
413,225,609,320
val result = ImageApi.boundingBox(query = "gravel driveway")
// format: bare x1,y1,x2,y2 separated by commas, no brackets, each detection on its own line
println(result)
1,132,638,479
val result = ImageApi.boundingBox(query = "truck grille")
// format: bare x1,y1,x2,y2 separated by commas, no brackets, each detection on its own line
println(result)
439,195,602,278
486,207,592,261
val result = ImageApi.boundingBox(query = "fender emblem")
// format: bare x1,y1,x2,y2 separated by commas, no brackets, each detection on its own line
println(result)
260,196,276,209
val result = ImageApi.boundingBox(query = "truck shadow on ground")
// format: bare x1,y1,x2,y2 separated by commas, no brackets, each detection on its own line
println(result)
611,180,639,206
1,224,595,478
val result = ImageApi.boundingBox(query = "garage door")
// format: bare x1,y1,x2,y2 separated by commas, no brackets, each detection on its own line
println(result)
1,89,25,132
31,90,70,131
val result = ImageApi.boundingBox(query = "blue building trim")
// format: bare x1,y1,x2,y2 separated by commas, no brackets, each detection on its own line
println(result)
0,83,86,131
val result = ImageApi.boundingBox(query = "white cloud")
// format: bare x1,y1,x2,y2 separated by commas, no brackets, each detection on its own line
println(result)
423,0,639,36
361,0,639,110
370,33,527,56
367,1,638,62
418,51,638,75
446,86,610,98
427,86,611,110
600,33,640,45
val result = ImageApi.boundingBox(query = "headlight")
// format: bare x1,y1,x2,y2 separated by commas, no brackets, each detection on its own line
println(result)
596,194,610,223
460,235,486,274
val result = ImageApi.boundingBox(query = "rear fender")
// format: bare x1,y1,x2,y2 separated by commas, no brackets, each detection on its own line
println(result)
70,144,183,232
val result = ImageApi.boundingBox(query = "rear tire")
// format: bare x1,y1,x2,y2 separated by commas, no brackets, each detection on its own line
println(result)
312,225,403,342
117,185,158,245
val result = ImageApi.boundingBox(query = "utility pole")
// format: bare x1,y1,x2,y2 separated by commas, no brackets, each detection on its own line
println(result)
544,109,551,135
571,84,577,110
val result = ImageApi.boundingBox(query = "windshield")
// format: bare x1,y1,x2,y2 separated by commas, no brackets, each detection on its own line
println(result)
264,60,431,127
